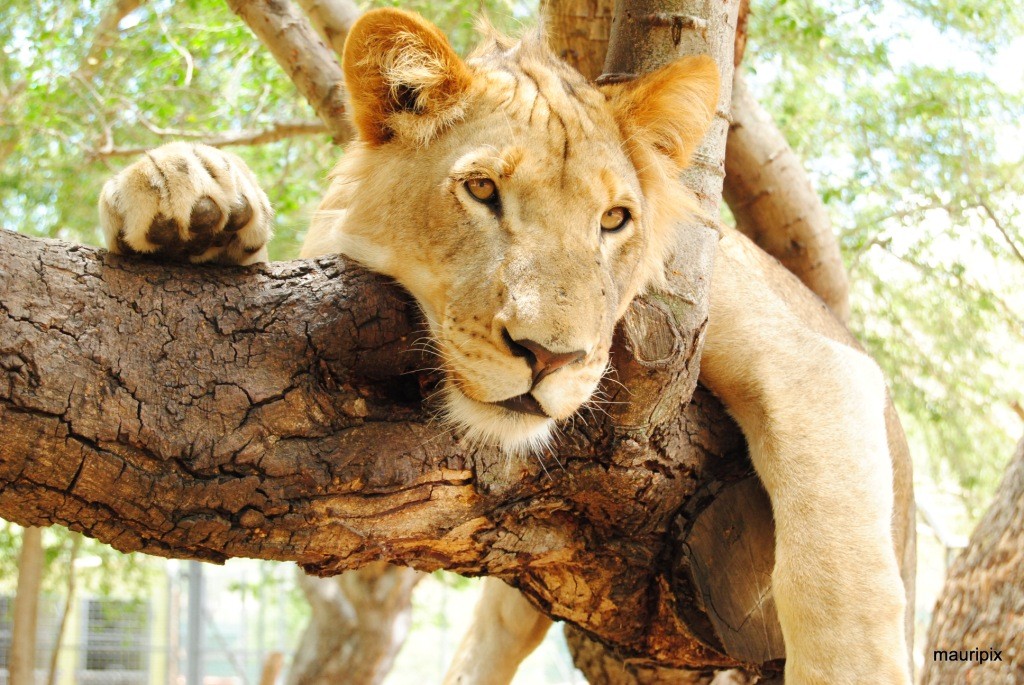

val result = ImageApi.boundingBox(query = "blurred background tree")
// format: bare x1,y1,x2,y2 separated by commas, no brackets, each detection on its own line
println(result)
1,0,1022,682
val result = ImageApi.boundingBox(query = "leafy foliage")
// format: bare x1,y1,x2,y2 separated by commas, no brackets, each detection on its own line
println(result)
747,0,1024,514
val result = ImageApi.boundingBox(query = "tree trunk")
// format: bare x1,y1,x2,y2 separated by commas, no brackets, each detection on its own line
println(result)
540,0,615,81
288,564,421,685
45,533,80,685
566,626,760,684
9,526,43,685
921,434,1024,684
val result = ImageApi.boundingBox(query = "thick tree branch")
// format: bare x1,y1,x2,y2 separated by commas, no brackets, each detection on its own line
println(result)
566,623,759,684
295,0,360,60
225,0,352,143
723,73,851,321
88,120,329,159
0,228,761,669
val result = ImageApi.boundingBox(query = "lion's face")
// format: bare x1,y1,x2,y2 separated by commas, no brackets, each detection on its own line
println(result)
316,9,719,453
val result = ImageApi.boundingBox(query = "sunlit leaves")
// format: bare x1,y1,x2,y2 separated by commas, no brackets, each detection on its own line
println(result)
748,0,1024,511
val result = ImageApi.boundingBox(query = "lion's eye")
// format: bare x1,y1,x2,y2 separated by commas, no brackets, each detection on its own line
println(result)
601,207,630,232
466,178,498,204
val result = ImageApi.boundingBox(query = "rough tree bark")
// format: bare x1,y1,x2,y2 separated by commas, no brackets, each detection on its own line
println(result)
9,526,43,685
0,0,915,678
921,434,1024,684
540,0,616,81
566,628,757,685
0,222,752,670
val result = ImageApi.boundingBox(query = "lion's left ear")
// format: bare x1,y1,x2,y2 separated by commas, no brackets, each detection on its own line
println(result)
343,8,473,146
602,56,720,168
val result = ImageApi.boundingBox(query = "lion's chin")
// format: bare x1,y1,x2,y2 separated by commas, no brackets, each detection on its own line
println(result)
442,384,555,455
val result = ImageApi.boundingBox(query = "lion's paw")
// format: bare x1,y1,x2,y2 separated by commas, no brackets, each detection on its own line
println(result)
99,142,273,264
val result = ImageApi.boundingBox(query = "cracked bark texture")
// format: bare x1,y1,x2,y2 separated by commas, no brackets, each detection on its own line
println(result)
921,435,1024,685
0,229,760,669
566,624,760,684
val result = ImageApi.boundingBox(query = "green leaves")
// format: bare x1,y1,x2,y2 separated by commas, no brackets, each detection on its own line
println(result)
748,0,1024,509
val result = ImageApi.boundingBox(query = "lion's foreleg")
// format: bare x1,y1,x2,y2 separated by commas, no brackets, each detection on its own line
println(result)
442,578,552,685
700,232,911,684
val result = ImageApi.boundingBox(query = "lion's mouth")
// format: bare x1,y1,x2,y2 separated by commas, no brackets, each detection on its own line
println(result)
494,393,549,418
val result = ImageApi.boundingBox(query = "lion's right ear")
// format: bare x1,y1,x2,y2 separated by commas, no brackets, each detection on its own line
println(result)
343,8,473,146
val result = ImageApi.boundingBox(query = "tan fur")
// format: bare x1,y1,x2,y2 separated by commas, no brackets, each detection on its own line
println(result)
99,142,272,265
303,9,719,452
343,9,474,146
700,230,910,683
97,8,910,683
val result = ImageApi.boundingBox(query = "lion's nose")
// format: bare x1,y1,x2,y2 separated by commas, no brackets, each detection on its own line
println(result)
501,329,586,386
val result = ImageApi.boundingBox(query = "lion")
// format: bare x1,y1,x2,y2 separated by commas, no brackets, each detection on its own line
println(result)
98,8,913,684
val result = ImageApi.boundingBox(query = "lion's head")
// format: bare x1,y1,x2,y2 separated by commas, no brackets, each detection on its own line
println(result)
308,9,719,453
